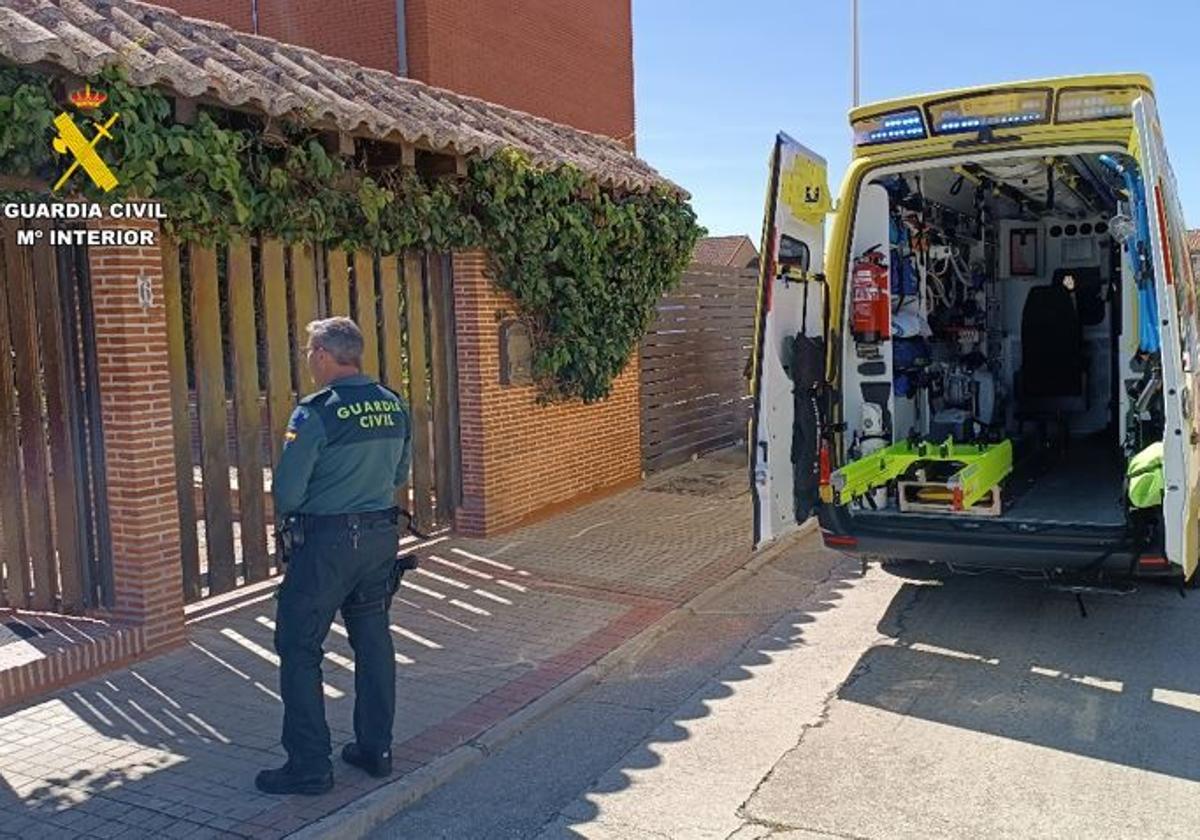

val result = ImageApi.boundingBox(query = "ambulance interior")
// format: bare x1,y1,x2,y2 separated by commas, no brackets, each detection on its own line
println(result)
840,150,1163,527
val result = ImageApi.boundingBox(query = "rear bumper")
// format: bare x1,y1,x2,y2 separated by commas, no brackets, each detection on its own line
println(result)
818,505,1139,574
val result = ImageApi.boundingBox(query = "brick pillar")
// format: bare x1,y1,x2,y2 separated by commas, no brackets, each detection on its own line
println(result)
451,249,642,537
89,218,185,651
451,249,491,536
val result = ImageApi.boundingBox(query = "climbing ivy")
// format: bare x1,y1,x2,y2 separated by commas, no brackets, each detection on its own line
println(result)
0,65,702,402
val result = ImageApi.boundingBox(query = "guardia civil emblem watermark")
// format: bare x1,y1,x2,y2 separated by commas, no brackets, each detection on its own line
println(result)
51,83,120,193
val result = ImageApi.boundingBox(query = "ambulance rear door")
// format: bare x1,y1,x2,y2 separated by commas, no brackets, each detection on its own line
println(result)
1132,94,1200,579
751,133,831,549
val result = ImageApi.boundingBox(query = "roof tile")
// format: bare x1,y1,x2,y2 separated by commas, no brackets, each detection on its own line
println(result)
0,0,679,194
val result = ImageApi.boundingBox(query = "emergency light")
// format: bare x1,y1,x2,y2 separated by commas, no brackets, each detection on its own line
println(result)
1056,87,1139,123
852,109,926,146
926,89,1051,135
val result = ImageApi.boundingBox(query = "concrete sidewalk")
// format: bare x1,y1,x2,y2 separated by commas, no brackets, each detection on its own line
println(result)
0,448,761,839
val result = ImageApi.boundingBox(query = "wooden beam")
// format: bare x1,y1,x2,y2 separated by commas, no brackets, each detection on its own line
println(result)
353,250,380,378
401,143,417,169
403,251,434,530
7,218,55,609
228,240,270,584
30,222,84,611
321,130,357,158
0,223,30,608
174,97,198,125
455,155,468,178
190,245,237,596
162,240,202,602
260,239,294,472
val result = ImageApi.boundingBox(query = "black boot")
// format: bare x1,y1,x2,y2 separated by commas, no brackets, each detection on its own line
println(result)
255,762,334,795
341,742,393,778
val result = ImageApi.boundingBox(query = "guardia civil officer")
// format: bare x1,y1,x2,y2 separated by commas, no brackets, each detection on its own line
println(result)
256,317,411,796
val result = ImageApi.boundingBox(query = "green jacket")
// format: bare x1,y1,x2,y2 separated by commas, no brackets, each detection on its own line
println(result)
272,373,412,516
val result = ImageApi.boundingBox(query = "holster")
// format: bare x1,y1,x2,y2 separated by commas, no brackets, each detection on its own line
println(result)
389,552,419,599
276,514,305,563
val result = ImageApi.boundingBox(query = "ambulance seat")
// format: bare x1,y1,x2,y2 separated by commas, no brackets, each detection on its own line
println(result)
1017,270,1087,417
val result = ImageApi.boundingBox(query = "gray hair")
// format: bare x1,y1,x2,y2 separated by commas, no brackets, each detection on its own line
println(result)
306,317,364,367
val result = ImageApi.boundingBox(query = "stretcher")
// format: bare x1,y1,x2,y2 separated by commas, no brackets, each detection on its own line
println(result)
830,436,1013,511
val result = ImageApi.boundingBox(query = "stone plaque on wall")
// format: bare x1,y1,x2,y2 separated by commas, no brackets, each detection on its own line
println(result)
500,319,533,386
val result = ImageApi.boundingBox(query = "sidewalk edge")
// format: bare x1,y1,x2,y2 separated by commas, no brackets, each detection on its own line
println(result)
288,519,818,840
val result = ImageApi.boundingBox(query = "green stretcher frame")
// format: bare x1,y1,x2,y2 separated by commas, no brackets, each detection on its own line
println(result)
830,437,1014,510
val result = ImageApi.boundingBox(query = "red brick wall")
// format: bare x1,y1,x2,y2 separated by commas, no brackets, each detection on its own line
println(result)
406,0,635,143
154,0,254,31
89,219,186,651
153,0,634,142
453,250,641,536
153,0,401,73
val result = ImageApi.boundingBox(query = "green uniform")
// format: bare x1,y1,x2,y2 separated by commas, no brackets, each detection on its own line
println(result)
273,373,411,516
271,373,411,780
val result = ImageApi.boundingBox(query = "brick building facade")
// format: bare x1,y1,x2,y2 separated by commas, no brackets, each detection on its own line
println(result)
157,0,635,143
0,0,668,706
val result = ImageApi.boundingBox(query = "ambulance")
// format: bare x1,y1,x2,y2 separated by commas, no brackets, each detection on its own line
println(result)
751,74,1197,582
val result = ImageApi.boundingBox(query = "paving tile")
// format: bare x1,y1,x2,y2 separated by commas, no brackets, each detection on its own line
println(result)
0,452,751,839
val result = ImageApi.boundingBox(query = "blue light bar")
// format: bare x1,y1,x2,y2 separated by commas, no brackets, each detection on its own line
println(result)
926,90,1052,136
853,109,927,146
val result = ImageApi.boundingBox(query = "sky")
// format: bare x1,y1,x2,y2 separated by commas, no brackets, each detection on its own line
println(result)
632,0,1200,239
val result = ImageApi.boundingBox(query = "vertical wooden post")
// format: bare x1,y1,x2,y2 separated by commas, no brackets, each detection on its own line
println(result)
403,252,434,529
426,254,457,523
377,254,408,507
31,225,84,611
290,243,319,395
260,239,293,470
228,240,269,583
354,250,380,378
378,254,405,391
0,227,29,608
162,240,202,602
6,225,54,609
327,248,351,316
191,246,237,595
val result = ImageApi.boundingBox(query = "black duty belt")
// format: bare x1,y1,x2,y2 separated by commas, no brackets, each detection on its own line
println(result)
300,507,399,531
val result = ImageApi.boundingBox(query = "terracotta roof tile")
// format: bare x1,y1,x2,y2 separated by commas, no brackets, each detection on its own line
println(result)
692,235,758,267
0,0,680,194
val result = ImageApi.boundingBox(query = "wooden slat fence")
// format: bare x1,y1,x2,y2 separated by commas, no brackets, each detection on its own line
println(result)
0,220,112,612
640,264,758,472
164,240,458,602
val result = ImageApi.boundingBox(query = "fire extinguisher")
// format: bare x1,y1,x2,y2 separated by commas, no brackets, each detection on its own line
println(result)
851,245,890,343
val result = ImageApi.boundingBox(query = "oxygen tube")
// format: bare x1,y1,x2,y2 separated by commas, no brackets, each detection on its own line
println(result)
1098,154,1160,354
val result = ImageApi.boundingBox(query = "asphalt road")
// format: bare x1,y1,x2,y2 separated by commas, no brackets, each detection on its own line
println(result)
369,534,1200,839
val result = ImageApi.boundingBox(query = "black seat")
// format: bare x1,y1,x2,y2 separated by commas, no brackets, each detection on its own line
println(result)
1018,270,1087,416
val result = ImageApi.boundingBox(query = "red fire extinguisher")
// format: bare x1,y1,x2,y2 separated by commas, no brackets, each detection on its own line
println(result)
851,245,890,343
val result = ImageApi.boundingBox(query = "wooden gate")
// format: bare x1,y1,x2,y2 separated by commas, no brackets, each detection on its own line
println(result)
164,240,460,602
0,220,113,613
640,265,758,472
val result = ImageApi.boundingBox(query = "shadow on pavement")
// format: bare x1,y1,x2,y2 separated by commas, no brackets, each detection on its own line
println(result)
839,568,1200,782
0,448,767,839
374,527,863,840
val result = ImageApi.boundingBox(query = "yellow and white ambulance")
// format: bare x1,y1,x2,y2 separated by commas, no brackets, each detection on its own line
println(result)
751,74,1197,582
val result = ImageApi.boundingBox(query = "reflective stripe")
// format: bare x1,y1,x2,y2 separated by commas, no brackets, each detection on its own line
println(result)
1154,182,1174,286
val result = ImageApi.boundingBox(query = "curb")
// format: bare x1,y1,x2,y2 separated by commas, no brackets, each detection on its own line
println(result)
289,519,818,840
